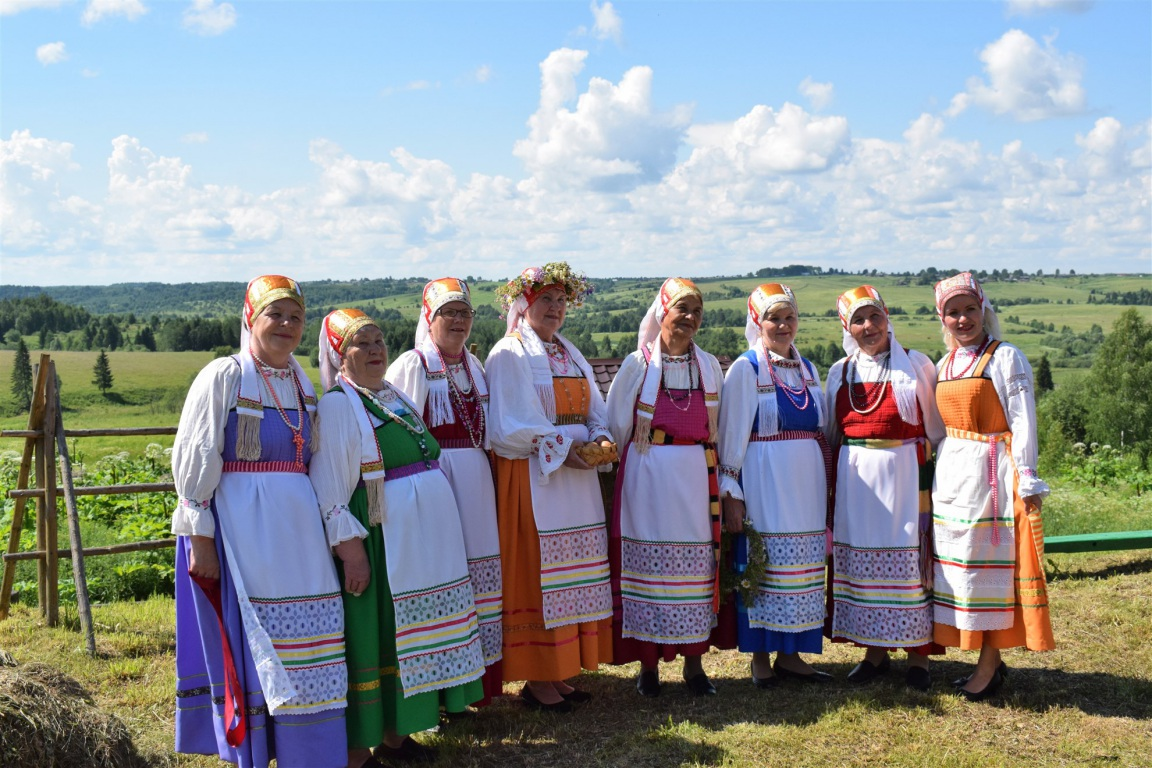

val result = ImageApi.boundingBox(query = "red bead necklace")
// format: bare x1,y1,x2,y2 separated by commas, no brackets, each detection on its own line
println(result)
944,336,992,381
251,351,305,465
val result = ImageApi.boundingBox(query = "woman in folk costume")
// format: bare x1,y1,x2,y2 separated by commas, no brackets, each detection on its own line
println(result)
309,309,485,767
606,277,735,698
930,273,1054,702
172,276,348,768
486,262,613,713
825,285,945,691
385,277,503,705
717,283,832,688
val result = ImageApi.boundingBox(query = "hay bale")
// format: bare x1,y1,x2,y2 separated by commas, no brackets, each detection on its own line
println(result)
0,655,148,768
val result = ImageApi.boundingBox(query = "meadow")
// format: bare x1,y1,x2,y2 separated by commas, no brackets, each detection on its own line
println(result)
1,545,1150,767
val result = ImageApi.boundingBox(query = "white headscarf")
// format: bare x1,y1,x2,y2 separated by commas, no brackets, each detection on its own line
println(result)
632,278,719,452
836,285,919,425
413,278,489,434
235,275,317,460
318,308,395,525
745,283,823,436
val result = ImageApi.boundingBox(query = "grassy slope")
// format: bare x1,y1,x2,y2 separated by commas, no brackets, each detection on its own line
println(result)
1,550,1149,768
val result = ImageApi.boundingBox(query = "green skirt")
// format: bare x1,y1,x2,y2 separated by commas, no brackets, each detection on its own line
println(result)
338,485,482,747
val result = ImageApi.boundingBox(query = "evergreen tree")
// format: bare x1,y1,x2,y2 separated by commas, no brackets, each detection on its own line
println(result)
135,325,156,351
1035,354,1054,393
92,349,114,394
10,338,33,410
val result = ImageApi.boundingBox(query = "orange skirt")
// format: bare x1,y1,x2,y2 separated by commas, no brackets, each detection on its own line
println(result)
495,455,612,682
934,475,1055,652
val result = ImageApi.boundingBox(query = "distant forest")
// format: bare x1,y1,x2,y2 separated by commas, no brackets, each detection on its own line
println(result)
1,267,1148,363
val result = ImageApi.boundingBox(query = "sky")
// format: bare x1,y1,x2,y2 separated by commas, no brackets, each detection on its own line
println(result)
1,0,1150,286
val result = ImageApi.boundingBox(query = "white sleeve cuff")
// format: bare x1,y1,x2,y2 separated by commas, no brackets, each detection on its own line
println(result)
322,504,370,547
1016,467,1050,499
171,497,215,537
534,431,572,483
718,470,744,501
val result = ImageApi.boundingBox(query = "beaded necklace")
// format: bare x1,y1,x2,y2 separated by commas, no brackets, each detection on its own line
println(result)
544,340,571,371
251,351,305,465
944,336,992,381
444,359,485,449
661,349,697,413
766,348,810,411
846,351,891,415
348,380,435,468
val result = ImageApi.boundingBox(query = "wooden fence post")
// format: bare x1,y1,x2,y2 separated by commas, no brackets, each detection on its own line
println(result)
0,356,51,621
42,365,60,626
56,393,97,655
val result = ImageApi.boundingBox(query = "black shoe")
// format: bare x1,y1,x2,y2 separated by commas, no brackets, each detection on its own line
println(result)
372,736,439,763
751,661,778,689
520,685,573,713
956,667,1004,702
683,672,717,696
560,688,592,704
773,660,833,684
950,661,1008,689
636,669,661,697
905,665,932,692
847,656,891,684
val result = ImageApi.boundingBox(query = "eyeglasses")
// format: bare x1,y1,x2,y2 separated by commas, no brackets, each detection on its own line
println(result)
436,308,476,319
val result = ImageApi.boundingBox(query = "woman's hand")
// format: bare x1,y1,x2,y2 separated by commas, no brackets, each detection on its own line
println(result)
563,441,594,470
722,496,745,534
188,535,221,580
1023,494,1043,514
334,538,371,596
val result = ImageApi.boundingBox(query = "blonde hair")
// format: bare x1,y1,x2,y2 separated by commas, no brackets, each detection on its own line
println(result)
942,305,1001,350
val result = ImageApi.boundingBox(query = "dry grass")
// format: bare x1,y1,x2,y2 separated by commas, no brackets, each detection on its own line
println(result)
1,551,1150,767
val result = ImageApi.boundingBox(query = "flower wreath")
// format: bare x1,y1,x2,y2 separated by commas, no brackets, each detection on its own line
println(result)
495,262,594,317
719,517,768,608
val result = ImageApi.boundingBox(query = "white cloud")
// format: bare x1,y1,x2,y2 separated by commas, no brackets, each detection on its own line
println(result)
513,49,689,191
947,29,1085,121
36,41,68,65
182,0,236,36
81,68,99,77
82,0,147,25
1006,0,1093,16
687,103,850,175
2,46,1148,284
799,77,833,112
382,80,441,96
181,132,209,144
473,65,492,84
590,0,623,45
1,0,68,15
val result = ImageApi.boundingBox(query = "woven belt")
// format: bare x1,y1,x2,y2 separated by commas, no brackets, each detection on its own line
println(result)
221,460,306,474
385,459,441,480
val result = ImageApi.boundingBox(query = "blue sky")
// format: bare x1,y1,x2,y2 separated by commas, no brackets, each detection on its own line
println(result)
2,0,1149,285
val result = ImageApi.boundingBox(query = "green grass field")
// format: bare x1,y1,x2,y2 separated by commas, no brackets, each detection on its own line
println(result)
2,546,1149,767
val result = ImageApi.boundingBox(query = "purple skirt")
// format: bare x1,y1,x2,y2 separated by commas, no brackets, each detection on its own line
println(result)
175,532,347,768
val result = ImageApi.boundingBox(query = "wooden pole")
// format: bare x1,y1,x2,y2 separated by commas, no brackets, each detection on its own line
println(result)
0,357,52,621
1,426,179,439
35,367,47,617
42,365,60,627
8,482,175,499
55,394,96,655
2,538,177,562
